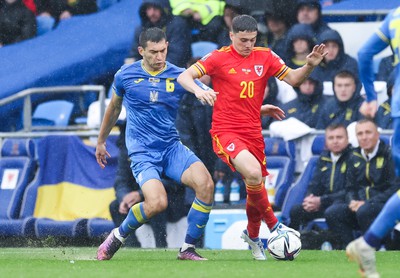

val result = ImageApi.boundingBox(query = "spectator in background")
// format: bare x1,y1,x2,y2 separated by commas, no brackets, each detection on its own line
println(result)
317,70,364,129
260,8,290,59
216,0,248,48
295,0,331,41
326,119,398,249
289,124,352,231
125,0,191,68
313,29,359,82
34,0,97,23
376,54,395,82
375,72,394,129
169,0,225,43
285,23,315,69
281,72,328,128
0,0,36,47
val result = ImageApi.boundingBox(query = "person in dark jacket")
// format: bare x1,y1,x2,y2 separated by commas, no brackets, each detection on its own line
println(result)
325,119,399,248
284,23,315,69
0,0,36,47
281,72,328,128
317,70,364,129
375,71,394,129
376,54,395,82
313,29,359,82
34,0,97,23
290,124,352,231
126,0,191,67
295,0,331,41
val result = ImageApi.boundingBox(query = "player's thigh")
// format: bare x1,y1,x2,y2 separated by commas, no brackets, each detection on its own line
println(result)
164,141,201,183
129,151,163,187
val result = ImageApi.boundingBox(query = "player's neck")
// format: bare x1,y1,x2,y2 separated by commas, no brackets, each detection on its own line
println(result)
141,61,166,75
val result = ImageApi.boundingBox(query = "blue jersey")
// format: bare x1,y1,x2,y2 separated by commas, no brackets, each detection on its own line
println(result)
358,7,400,117
113,61,187,153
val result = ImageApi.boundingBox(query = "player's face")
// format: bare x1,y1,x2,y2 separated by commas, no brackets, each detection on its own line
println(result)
326,127,348,155
333,76,356,102
230,31,257,57
356,122,380,154
139,40,168,71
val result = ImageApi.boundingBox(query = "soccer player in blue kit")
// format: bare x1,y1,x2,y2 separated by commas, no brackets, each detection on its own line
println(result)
95,27,215,261
346,6,400,278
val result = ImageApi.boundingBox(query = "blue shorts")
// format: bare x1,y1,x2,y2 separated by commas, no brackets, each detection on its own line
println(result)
129,140,200,187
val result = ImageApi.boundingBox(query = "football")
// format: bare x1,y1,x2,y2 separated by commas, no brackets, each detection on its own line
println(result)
267,229,301,261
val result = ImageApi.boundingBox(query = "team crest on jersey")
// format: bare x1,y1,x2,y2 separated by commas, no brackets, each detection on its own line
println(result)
254,65,263,76
149,90,158,102
227,143,235,152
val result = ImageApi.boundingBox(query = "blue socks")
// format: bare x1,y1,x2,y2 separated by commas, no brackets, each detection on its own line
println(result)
185,198,212,244
119,202,148,238
364,190,400,249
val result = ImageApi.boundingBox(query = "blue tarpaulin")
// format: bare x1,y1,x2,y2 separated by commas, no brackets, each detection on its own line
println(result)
0,0,141,131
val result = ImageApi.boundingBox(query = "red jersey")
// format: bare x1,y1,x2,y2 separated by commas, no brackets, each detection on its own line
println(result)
194,45,290,137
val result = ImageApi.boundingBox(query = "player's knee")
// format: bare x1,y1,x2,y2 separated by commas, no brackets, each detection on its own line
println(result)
195,177,214,203
244,167,262,184
147,196,168,215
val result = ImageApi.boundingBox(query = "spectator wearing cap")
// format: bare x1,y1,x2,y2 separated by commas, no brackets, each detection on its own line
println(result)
296,0,331,41
313,29,359,83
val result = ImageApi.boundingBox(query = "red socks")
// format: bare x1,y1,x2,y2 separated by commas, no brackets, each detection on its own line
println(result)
246,182,278,238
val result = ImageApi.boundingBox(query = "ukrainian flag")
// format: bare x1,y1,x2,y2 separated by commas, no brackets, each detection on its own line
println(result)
33,135,118,221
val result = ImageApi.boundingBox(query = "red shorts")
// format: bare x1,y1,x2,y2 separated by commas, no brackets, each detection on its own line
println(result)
211,132,268,177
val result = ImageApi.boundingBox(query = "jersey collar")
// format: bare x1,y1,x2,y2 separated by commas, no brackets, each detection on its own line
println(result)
141,61,167,76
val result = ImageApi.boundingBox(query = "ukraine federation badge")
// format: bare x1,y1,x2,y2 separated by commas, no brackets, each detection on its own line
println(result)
149,90,158,102
255,65,263,76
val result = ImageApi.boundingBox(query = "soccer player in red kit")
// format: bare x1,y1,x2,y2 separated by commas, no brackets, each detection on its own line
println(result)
178,15,327,260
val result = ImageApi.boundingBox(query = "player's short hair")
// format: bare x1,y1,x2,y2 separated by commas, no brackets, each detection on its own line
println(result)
139,27,166,48
231,14,258,33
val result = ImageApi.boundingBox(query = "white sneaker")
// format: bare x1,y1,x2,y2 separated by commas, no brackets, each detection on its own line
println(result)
241,230,266,260
274,223,301,238
346,237,380,278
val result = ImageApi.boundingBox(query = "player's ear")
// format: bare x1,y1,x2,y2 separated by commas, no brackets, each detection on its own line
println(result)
138,46,144,57
229,32,234,42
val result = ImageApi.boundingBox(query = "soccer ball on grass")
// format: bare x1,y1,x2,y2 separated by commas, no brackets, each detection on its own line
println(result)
267,229,301,261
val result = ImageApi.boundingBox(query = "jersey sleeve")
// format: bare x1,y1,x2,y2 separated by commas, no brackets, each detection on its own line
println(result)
266,50,291,81
192,51,217,77
113,68,126,98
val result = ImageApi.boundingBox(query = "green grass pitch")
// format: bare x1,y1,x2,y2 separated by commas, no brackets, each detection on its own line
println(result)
0,248,399,278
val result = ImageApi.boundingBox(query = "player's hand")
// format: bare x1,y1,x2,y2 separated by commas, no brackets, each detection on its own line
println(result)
260,104,285,120
95,142,111,169
195,89,218,106
359,100,378,118
306,44,328,67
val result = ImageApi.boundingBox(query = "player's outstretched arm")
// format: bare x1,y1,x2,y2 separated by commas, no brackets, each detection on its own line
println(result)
178,66,218,106
283,44,327,87
96,92,123,169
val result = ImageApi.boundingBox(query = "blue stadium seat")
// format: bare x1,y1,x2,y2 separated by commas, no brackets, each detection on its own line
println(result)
280,156,319,225
191,41,218,58
264,137,296,209
35,218,88,238
87,218,115,237
0,139,37,219
0,138,38,236
32,100,74,126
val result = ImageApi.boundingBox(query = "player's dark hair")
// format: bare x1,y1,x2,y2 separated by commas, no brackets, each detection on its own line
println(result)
231,14,258,33
139,27,166,48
